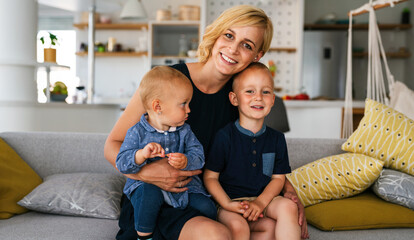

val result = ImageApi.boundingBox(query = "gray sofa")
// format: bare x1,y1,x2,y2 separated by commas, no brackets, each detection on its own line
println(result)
0,131,413,240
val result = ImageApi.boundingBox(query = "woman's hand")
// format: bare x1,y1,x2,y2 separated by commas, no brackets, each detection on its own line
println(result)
167,153,188,169
284,191,309,239
138,158,201,193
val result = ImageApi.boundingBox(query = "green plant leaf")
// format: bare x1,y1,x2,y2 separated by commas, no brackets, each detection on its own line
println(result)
49,32,58,46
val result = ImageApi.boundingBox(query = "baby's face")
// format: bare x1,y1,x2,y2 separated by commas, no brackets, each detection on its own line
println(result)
159,83,193,128
230,68,275,121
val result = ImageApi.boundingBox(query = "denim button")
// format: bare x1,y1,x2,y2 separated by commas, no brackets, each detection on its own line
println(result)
252,150,256,155
252,163,256,167
252,138,256,143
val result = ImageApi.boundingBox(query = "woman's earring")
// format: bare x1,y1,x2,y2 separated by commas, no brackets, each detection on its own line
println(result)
158,111,162,115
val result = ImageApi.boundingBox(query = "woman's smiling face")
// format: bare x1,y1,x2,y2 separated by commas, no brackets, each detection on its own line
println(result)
210,25,265,77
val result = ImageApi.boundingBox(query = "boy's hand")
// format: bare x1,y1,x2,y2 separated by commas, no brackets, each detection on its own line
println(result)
243,199,265,221
141,142,165,159
223,201,248,215
167,153,188,169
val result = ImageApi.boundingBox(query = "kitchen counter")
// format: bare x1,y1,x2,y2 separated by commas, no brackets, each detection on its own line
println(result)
1,99,367,137
281,100,366,139
0,101,122,133
0,101,121,108
283,99,365,108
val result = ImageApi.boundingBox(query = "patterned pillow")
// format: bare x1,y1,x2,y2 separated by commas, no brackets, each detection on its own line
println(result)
372,168,414,210
18,173,125,219
286,153,384,207
342,98,414,176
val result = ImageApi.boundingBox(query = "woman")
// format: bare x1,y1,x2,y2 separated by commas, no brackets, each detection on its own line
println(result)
104,5,308,240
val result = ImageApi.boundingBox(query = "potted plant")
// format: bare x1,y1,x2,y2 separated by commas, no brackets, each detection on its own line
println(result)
40,32,58,63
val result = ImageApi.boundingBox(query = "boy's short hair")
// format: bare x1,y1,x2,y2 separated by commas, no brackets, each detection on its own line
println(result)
197,5,273,63
139,66,192,109
232,62,274,91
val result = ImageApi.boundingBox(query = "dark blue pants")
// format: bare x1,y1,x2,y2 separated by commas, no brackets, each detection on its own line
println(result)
130,183,217,234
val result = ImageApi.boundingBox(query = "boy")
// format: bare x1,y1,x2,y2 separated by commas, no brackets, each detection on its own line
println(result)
116,66,216,240
204,62,301,240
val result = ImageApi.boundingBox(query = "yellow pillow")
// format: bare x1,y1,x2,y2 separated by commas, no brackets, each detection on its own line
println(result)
306,191,414,231
342,98,414,176
0,138,42,219
286,153,383,207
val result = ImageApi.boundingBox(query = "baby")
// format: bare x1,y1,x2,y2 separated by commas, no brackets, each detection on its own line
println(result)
116,66,216,240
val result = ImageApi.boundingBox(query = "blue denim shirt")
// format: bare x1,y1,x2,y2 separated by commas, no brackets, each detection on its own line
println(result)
116,114,208,209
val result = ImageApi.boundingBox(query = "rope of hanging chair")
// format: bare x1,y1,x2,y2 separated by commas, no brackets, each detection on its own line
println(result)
343,0,397,138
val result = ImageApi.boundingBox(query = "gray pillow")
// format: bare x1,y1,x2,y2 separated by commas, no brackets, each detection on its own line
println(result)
372,169,414,210
18,172,125,219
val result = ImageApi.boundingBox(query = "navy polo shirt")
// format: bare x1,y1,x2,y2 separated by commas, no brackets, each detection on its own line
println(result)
206,120,291,199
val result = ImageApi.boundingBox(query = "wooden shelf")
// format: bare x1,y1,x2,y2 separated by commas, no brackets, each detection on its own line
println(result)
353,51,411,58
341,107,365,138
76,51,148,57
152,55,197,59
304,23,412,31
150,20,200,26
73,23,148,30
269,48,296,53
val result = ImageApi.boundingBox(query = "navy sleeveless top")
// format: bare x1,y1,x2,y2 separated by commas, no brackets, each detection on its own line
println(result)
170,63,238,158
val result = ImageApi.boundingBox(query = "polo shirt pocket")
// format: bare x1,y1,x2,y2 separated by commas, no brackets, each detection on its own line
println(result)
262,153,275,177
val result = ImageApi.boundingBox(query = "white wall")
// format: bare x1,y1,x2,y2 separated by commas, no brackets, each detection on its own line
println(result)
0,0,38,102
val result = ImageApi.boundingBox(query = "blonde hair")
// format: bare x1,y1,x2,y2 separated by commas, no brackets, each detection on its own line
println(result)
232,62,274,91
197,5,273,63
139,66,192,109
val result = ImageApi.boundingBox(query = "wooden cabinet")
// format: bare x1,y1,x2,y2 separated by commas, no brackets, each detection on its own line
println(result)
149,21,200,67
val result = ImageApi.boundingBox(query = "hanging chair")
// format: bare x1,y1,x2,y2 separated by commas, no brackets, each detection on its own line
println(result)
342,0,403,138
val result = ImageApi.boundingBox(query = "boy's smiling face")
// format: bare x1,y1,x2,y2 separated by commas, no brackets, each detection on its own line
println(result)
229,66,275,122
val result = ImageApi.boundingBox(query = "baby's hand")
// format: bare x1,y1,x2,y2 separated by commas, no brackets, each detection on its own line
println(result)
142,142,165,159
224,201,248,215
167,153,188,169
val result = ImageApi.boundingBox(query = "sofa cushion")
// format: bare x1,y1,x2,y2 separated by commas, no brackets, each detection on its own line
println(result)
0,138,42,219
372,168,414,210
286,153,383,207
389,81,414,120
18,172,125,219
305,190,414,231
0,211,118,240
342,98,414,176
